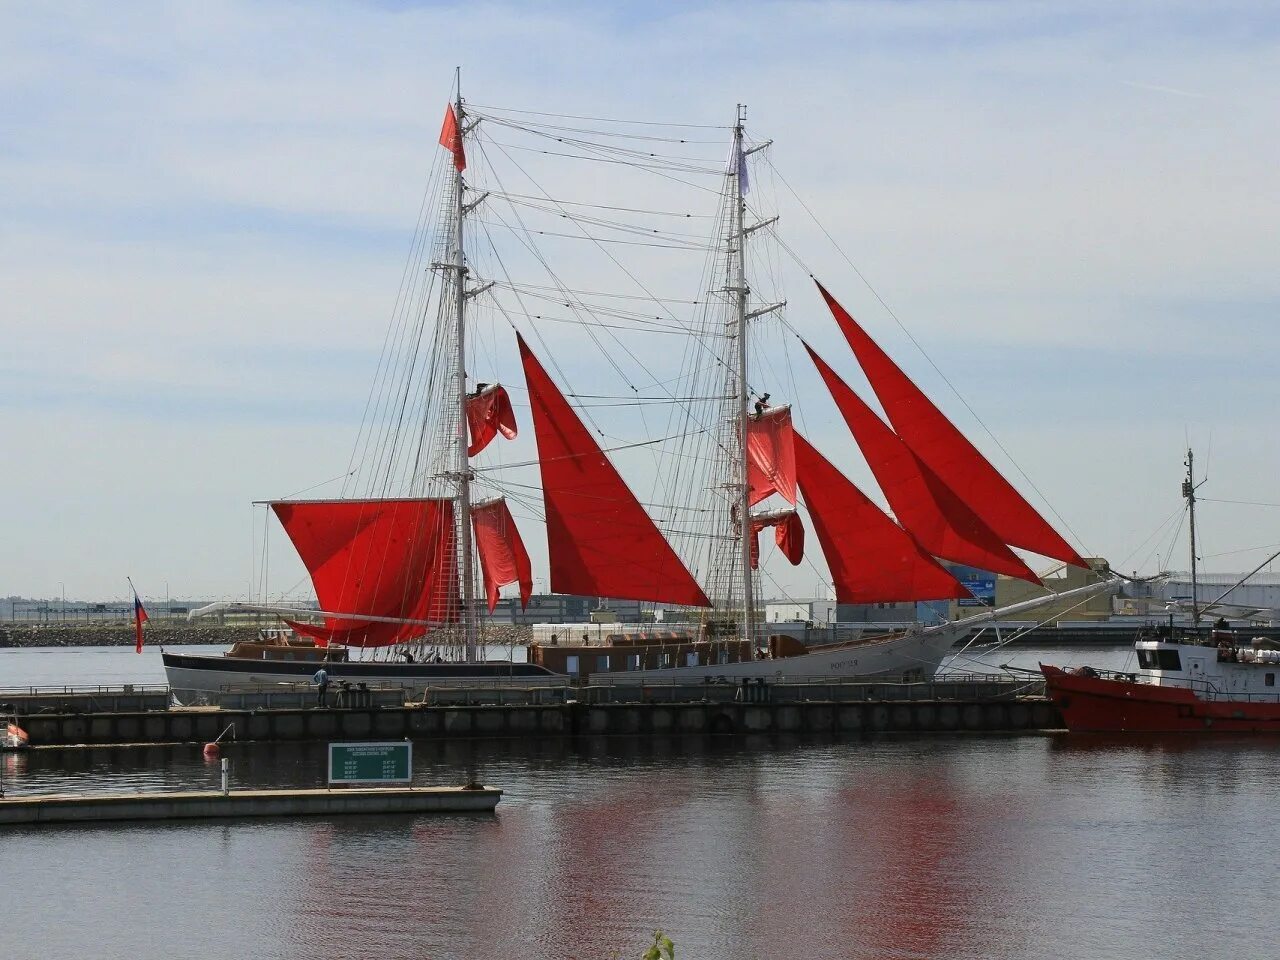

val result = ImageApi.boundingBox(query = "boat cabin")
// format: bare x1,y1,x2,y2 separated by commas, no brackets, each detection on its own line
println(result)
226,629,349,663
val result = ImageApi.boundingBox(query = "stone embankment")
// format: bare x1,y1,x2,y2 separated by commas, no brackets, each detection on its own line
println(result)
0,622,535,649
0,623,261,649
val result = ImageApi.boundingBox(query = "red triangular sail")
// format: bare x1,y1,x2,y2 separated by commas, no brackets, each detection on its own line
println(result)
518,334,710,608
472,498,533,613
466,384,518,457
272,498,459,648
793,433,969,603
746,406,797,506
804,342,1040,584
815,281,1087,568
439,103,466,172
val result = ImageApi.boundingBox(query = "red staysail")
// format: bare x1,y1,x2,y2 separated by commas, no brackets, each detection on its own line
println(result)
518,333,711,608
815,281,1087,569
803,342,1040,584
466,384,518,457
746,406,798,506
749,510,805,570
793,433,969,603
471,498,533,613
273,498,459,648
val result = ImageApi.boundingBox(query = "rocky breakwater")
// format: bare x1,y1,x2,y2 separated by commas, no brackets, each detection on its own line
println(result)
0,622,261,649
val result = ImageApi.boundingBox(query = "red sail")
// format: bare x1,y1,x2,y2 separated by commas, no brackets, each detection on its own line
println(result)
746,406,797,506
466,384,518,457
518,333,711,608
749,511,805,569
471,498,533,613
804,342,1040,584
439,103,466,172
272,498,459,648
815,281,1087,569
793,433,969,603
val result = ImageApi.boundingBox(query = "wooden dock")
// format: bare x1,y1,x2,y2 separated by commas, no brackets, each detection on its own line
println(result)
0,785,502,825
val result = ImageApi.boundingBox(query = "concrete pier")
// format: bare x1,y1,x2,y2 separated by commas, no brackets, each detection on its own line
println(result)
0,786,502,824
11,678,1063,746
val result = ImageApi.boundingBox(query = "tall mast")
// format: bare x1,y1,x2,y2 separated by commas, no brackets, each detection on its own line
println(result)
732,106,755,650
452,70,478,661
1183,447,1199,627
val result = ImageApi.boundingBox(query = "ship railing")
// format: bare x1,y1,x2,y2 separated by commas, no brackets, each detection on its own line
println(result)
574,674,1046,705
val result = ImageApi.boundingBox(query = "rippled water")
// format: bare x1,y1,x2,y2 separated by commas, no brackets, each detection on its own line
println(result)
8,643,1269,960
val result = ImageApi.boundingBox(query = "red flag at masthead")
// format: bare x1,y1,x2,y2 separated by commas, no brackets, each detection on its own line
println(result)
439,103,466,172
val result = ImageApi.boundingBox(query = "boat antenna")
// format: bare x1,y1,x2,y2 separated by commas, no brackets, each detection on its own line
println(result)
452,67,479,661
1183,446,1202,627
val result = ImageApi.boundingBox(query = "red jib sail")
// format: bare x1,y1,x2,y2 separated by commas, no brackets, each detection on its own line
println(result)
793,433,970,603
273,498,459,647
815,280,1087,569
803,342,1040,584
518,333,711,608
471,497,533,613
746,405,797,505
749,510,805,569
466,384,518,457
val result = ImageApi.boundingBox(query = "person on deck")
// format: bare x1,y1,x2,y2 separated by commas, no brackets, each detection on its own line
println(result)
312,667,330,708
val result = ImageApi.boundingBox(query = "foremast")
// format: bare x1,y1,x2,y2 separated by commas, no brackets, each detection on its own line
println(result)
731,109,756,651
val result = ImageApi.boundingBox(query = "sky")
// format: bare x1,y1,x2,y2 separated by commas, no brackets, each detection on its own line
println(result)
3,0,1280,603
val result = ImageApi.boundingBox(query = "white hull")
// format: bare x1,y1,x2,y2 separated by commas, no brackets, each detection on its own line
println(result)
610,626,963,684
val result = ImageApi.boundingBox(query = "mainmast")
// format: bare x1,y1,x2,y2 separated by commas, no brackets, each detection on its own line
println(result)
451,71,478,661
1183,447,1199,626
732,107,755,651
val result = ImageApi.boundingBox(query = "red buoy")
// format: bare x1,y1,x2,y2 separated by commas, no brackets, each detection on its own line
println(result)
203,742,221,759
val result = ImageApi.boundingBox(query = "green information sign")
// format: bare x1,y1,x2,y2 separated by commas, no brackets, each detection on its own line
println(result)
327,741,413,785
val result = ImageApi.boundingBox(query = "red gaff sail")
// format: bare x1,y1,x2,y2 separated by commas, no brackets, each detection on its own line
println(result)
803,342,1040,584
815,280,1087,569
749,511,805,569
471,498,533,613
793,433,970,603
746,406,797,506
272,498,459,647
466,384,518,457
518,333,711,608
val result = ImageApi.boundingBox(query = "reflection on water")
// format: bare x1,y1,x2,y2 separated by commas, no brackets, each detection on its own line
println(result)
6,734,1280,960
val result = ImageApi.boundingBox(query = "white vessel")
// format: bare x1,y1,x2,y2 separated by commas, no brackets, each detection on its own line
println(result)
172,79,1117,696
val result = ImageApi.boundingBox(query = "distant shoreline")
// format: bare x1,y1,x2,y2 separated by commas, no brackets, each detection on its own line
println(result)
0,623,260,649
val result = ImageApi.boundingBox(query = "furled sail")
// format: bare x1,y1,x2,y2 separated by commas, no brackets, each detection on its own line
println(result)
815,280,1087,569
471,497,533,613
466,383,517,458
793,433,970,603
746,405,798,506
518,333,711,608
803,342,1040,584
749,510,805,570
272,498,459,647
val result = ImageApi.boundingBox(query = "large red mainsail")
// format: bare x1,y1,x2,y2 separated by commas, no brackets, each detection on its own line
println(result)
815,281,1087,569
746,406,797,506
273,498,459,647
471,497,533,613
804,342,1040,584
793,433,969,603
518,333,711,608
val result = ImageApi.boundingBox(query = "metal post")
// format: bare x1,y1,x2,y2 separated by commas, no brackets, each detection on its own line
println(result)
220,757,229,796
1183,448,1200,626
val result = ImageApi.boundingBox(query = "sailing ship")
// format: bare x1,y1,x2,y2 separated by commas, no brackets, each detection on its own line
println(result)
167,81,1119,698
1044,450,1280,732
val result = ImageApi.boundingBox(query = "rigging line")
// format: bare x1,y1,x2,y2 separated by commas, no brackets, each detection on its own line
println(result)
1114,502,1189,570
1204,541,1280,560
466,103,731,129
1201,497,1280,508
470,426,712,472
472,218,713,250
478,117,726,165
475,134,736,402
494,191,714,218
481,138,724,175
762,155,1091,555
494,202,717,241
276,470,357,502
471,113,727,144
493,280,705,304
